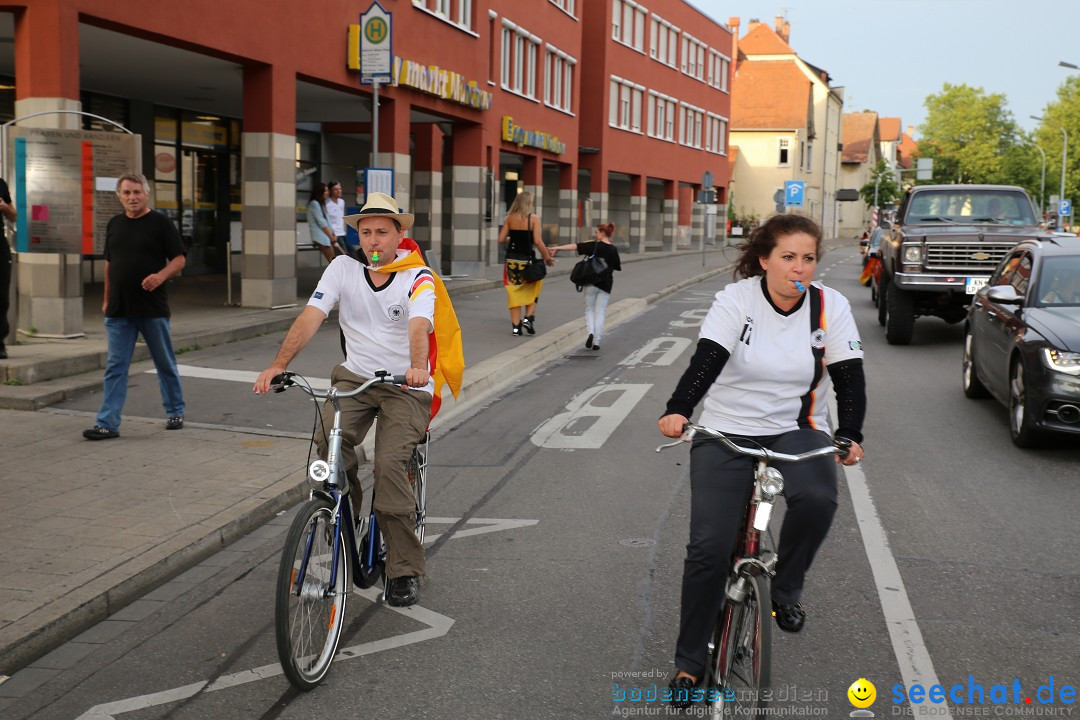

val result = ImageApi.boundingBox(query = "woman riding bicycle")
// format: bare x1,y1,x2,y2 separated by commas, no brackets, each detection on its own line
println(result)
657,213,867,705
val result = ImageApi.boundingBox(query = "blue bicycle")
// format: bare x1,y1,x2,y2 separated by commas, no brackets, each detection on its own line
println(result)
271,370,429,690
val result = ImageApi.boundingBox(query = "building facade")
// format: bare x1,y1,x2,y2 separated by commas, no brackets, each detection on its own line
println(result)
838,111,881,239
1,0,733,340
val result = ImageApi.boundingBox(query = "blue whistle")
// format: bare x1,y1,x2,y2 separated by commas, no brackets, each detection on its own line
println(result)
794,281,805,292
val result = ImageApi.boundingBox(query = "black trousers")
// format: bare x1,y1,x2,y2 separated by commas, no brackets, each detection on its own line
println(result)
0,239,11,348
674,428,838,677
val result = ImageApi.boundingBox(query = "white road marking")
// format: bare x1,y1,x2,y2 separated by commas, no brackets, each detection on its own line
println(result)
618,337,692,367
74,517,536,719
832,397,953,720
530,383,652,449
668,308,709,327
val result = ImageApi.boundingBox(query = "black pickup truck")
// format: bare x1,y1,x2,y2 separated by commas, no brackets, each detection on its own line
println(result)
877,185,1052,345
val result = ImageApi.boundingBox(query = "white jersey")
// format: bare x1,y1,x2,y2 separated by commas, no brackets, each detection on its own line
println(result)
307,254,437,395
697,277,863,437
325,197,346,237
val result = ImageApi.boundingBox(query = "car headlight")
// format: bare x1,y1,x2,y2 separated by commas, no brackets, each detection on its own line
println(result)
903,245,923,263
1042,348,1080,375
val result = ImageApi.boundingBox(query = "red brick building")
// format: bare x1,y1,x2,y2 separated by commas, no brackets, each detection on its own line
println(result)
2,0,731,339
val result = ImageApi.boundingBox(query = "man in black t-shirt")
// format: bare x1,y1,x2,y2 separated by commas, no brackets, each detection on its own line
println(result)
83,172,188,440
0,177,15,359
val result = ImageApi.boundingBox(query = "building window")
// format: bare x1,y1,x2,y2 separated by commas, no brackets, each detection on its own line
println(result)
545,45,576,113
707,50,731,91
549,0,575,17
649,15,679,68
612,0,647,53
778,137,791,166
414,0,473,30
610,76,643,133
681,34,706,81
647,90,677,142
458,0,471,26
679,103,704,148
501,20,540,98
705,113,728,154
806,142,813,172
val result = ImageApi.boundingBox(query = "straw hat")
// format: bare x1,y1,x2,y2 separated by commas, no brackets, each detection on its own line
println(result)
344,192,414,232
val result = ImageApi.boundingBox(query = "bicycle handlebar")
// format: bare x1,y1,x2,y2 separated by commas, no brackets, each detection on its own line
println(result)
270,370,409,399
656,423,851,462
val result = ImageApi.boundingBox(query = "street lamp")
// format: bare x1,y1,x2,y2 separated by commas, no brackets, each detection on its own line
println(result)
1032,114,1067,229
1060,61,1079,70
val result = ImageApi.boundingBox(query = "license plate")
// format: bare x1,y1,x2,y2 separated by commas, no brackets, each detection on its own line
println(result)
966,277,988,295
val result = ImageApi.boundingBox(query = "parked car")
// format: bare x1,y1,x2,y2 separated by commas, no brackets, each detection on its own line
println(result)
962,237,1080,447
879,185,1052,345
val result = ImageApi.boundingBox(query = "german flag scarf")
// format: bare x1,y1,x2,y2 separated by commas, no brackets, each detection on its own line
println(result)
372,248,464,419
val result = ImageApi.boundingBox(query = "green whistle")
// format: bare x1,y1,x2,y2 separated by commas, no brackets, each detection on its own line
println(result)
371,252,380,263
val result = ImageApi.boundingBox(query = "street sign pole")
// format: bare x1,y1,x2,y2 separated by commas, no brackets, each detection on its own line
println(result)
360,2,392,178
372,79,379,168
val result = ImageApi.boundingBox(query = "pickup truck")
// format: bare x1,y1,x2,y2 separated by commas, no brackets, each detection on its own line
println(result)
877,184,1052,345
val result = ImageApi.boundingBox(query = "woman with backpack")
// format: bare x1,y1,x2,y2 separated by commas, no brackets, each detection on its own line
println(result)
548,222,622,351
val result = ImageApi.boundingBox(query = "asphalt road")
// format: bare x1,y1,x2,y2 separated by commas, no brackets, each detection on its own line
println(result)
20,246,1080,719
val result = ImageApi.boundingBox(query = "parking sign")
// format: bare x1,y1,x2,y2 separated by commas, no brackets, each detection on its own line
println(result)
784,180,805,208
1060,199,1072,217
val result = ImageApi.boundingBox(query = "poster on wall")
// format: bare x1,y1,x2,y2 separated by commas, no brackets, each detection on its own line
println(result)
8,127,140,254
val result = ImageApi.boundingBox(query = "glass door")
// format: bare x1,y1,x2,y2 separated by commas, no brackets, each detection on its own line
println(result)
180,149,227,274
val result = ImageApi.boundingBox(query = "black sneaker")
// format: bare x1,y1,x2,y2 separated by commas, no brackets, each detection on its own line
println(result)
592,344,600,351
512,324,522,336
523,315,536,335
386,575,419,607
771,601,806,632
83,425,119,440
166,416,184,430
585,333,593,349
668,673,700,709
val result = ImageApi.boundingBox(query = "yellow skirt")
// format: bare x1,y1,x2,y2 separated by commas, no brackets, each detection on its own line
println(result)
504,259,543,308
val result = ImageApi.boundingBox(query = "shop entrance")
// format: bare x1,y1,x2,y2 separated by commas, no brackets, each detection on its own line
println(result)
180,148,229,274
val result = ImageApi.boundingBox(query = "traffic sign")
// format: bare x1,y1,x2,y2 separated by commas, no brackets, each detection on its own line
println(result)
1060,199,1072,217
784,180,805,208
360,1,393,84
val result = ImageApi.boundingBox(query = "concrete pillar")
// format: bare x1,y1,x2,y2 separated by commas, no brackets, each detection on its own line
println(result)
241,63,297,308
558,164,577,250
446,124,484,277
412,125,443,268
663,180,678,251
378,98,412,214
692,194,706,250
629,175,647,254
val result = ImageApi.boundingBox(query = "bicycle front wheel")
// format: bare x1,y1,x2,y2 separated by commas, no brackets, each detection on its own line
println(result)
709,573,771,714
275,497,348,690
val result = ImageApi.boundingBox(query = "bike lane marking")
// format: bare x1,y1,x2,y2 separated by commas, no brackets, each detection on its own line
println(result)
74,517,537,720
833,397,954,720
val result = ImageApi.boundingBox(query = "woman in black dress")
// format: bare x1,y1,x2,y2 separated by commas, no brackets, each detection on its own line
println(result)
548,222,622,350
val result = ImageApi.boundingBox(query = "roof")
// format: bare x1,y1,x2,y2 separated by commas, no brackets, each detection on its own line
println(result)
898,132,918,169
842,112,879,164
731,61,811,129
739,22,795,55
879,117,901,142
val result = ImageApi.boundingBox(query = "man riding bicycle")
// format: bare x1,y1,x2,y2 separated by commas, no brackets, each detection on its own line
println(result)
254,192,463,608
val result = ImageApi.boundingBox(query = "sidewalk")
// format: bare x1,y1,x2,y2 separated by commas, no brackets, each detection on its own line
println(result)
0,240,851,677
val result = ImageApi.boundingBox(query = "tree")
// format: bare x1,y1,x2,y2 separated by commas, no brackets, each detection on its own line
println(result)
859,160,901,207
1034,76,1080,213
918,83,1020,184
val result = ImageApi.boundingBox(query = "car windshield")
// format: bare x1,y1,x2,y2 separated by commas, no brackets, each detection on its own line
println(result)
1036,256,1080,306
905,190,1037,225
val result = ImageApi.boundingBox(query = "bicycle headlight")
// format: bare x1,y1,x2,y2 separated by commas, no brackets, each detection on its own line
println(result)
309,460,331,483
1043,348,1080,375
760,467,784,498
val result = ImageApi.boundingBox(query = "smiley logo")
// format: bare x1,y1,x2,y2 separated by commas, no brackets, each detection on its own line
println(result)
848,678,876,709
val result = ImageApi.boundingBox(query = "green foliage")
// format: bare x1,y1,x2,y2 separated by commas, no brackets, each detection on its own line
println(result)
918,83,1019,184
859,160,902,207
1034,76,1080,211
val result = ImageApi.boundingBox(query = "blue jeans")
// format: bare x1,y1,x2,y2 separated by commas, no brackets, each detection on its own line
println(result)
95,316,185,431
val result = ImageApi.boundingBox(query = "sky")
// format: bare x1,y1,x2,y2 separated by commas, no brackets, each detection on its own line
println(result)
687,0,1080,138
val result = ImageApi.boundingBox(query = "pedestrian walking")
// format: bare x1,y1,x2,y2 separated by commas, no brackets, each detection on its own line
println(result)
548,222,622,351
497,191,553,336
0,177,15,359
306,182,341,264
83,173,187,440
325,180,350,259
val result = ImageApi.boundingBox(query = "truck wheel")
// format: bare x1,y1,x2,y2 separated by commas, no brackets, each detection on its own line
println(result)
877,277,888,326
885,282,915,345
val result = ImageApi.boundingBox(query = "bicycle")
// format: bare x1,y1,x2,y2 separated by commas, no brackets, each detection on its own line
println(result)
656,424,849,715
270,369,429,690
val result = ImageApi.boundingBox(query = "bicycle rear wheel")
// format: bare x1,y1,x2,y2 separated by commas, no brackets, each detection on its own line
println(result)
409,442,427,544
707,573,771,714
275,497,348,690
